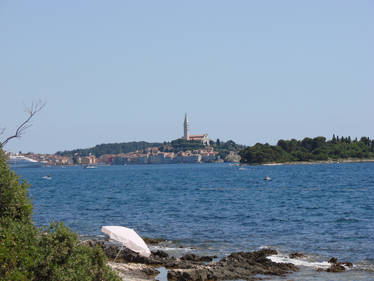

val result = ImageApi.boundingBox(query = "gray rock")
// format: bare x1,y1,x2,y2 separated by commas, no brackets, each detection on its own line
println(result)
328,257,338,264
322,257,353,273
152,250,169,258
142,237,167,245
180,253,216,262
327,263,345,273
289,252,305,259
168,249,298,281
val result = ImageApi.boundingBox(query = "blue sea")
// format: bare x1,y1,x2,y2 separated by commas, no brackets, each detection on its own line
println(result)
15,163,374,280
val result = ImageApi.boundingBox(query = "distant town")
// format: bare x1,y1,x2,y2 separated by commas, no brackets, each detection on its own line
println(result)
6,114,243,166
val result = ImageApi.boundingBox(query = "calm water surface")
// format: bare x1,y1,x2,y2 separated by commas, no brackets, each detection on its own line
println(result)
16,163,374,280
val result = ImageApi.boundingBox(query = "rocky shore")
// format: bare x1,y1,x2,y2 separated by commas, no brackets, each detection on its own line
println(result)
81,239,354,281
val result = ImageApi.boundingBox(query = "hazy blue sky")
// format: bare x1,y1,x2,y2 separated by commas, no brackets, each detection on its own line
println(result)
1,1,373,153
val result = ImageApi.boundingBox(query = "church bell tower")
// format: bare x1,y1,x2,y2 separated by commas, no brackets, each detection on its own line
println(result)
184,113,190,140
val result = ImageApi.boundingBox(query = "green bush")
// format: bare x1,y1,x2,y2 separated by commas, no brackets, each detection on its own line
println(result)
33,222,120,281
0,152,32,223
0,218,38,281
0,150,121,281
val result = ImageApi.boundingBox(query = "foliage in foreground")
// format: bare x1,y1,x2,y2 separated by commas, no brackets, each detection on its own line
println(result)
0,150,121,281
239,135,374,164
0,153,32,223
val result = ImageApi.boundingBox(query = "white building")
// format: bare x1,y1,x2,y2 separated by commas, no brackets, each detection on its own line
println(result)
183,113,210,145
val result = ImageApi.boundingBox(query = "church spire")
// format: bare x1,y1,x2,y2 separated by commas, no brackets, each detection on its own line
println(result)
184,113,190,140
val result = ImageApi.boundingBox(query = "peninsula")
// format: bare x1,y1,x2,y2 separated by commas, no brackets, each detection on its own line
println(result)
51,138,243,165
239,135,374,165
47,113,244,165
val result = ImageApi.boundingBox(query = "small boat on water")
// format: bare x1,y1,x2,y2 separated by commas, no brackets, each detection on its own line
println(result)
264,176,272,181
83,165,97,169
42,175,52,180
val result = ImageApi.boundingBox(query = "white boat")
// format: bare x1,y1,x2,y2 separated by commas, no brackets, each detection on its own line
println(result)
6,155,43,168
83,165,97,169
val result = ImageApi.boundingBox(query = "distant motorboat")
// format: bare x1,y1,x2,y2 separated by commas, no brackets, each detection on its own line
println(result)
42,175,52,180
6,155,43,168
264,176,272,181
83,165,97,169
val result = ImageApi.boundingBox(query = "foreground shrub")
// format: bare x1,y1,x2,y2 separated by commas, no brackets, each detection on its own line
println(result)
0,218,38,280
0,152,32,223
0,150,121,281
34,222,120,281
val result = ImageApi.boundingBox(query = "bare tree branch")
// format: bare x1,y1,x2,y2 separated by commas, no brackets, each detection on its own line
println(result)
0,100,46,148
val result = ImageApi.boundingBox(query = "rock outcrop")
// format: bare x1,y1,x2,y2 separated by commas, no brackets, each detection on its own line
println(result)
324,257,353,273
82,239,351,280
289,252,305,259
167,249,298,281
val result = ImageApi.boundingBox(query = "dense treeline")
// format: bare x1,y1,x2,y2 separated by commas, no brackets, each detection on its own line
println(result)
56,141,162,157
0,150,120,280
239,135,374,164
211,139,246,159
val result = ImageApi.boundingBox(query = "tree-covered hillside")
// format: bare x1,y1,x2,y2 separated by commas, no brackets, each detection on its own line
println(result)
56,141,162,157
239,136,374,164
56,139,245,160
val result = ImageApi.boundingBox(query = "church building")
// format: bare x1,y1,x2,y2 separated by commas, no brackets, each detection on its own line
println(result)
183,113,210,145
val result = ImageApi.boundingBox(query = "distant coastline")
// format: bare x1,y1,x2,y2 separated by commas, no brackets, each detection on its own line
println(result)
240,135,374,165
260,158,374,166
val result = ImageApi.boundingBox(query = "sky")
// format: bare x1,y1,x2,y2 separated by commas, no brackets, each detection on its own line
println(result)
1,1,373,154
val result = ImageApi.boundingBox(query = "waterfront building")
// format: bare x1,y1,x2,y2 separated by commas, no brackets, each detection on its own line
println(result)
183,154,202,163
138,154,149,164
149,153,164,164
78,155,96,165
164,152,176,164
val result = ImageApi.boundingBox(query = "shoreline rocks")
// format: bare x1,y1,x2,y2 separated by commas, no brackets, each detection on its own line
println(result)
167,249,299,281
108,262,159,281
82,239,353,280
324,257,353,273
142,237,168,245
289,252,305,259
83,239,299,280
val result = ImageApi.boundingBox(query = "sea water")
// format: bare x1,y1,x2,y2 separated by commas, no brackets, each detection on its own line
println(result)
16,163,374,280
